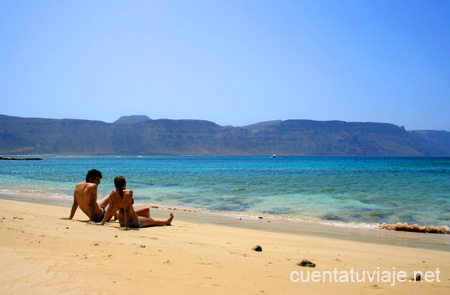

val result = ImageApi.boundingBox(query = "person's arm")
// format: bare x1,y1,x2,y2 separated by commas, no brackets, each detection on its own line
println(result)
120,191,133,230
61,192,78,220
89,190,115,225
100,199,116,225
120,206,130,231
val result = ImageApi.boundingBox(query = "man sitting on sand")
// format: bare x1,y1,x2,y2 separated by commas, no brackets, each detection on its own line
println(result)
61,169,112,222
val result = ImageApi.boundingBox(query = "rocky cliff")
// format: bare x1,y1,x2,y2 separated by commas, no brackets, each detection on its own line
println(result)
1,114,449,156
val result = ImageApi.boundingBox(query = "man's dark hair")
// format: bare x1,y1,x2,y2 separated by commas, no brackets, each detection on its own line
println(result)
86,169,103,182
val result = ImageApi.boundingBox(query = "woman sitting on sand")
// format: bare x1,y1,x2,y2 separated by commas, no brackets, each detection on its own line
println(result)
99,176,173,230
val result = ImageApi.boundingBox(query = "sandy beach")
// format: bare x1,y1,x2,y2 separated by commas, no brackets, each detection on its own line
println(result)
0,198,449,295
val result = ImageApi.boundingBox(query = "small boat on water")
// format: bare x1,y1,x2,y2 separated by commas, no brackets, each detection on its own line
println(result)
271,154,277,158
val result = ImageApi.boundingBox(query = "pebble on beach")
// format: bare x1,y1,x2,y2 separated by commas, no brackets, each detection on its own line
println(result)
414,274,422,282
298,259,316,267
253,245,263,252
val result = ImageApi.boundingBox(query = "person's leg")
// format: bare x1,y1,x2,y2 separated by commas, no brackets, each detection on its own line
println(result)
135,208,150,218
139,213,173,227
98,194,110,208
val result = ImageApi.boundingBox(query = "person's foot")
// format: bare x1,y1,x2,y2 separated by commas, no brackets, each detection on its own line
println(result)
166,213,174,225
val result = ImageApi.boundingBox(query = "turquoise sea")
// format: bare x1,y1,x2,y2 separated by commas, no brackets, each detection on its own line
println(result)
0,156,449,228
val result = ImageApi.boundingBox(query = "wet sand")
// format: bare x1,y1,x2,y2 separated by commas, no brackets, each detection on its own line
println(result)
144,205,450,252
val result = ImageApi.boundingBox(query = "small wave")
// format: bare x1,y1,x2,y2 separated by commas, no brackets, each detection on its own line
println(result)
228,187,248,193
0,190,72,201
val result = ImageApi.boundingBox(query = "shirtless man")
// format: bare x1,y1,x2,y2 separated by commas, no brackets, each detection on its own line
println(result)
61,169,111,222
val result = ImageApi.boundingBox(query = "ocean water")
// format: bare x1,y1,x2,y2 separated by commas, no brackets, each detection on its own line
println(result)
0,156,449,228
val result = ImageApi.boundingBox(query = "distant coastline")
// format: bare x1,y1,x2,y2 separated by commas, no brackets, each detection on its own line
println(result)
0,156,42,161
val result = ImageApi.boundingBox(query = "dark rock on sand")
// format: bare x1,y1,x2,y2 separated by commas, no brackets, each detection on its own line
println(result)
298,259,316,267
253,245,263,252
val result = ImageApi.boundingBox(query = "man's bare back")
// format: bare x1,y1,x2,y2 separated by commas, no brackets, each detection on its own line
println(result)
73,182,105,221
62,169,108,222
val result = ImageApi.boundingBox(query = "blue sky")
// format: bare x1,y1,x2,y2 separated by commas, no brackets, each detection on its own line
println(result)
1,0,449,130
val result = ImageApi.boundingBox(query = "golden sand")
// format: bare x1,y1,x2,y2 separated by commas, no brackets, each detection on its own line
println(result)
0,199,449,294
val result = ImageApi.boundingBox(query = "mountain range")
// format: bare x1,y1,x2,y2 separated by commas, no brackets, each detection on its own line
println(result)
1,114,449,156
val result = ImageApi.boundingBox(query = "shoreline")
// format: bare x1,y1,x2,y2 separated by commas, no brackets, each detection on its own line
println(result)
1,193,449,252
1,155,448,235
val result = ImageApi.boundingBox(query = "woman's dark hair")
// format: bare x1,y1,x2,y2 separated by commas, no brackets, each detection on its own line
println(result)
114,176,126,197
86,169,102,182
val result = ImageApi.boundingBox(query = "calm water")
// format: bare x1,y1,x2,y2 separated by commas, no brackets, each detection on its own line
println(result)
0,156,449,227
